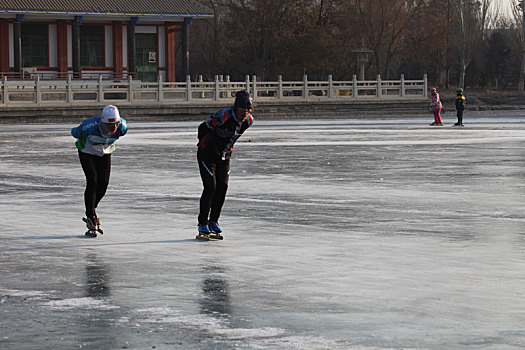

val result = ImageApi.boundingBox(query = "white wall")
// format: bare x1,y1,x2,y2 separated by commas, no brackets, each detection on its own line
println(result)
135,25,157,34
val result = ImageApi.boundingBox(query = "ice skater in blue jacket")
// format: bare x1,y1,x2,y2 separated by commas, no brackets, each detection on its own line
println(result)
71,105,128,237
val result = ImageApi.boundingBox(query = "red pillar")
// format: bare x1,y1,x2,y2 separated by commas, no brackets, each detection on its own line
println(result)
56,20,68,78
0,19,9,74
112,21,123,78
165,23,177,82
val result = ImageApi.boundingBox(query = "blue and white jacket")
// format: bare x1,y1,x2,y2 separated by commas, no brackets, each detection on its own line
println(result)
71,116,128,156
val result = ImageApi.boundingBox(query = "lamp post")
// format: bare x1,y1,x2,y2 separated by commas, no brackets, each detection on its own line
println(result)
352,38,373,80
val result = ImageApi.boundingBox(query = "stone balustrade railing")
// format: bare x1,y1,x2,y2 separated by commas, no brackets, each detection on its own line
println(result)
0,74,428,107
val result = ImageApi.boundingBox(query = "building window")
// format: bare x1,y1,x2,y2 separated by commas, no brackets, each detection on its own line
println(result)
80,25,104,67
21,24,48,67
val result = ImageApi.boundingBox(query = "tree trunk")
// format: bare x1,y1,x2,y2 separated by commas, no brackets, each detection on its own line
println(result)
457,0,466,89
521,0,525,92
480,0,492,40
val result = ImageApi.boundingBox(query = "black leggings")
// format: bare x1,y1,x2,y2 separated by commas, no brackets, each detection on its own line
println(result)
78,151,111,218
457,109,464,124
198,153,230,225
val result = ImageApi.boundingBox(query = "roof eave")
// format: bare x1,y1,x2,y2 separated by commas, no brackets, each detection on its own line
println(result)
0,9,214,18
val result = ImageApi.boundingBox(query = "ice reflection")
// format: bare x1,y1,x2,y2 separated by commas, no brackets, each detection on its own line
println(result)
199,266,232,319
85,253,111,298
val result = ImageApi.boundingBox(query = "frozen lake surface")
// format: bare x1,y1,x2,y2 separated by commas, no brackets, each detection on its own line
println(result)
1,112,525,349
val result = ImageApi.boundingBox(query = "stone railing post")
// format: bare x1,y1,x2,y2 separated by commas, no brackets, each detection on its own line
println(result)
328,75,333,99
158,74,163,102
128,75,133,103
98,75,104,103
186,75,192,102
423,74,428,97
35,76,40,104
1,76,6,106
400,74,405,97
377,75,382,99
278,75,283,100
245,75,250,93
213,75,218,101
353,74,357,100
303,74,308,100
67,74,72,104
198,75,205,99
252,75,257,101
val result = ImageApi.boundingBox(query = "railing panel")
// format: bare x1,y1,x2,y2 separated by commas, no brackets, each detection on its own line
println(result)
0,75,427,107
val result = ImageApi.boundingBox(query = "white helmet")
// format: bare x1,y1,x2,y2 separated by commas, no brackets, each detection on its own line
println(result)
101,105,121,123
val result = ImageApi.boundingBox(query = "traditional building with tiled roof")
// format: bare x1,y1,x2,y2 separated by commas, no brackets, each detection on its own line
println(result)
0,0,213,81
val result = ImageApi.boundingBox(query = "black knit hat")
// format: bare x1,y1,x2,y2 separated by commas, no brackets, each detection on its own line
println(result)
234,91,253,109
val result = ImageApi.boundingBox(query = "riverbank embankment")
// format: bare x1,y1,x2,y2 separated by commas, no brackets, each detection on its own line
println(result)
1,89,524,123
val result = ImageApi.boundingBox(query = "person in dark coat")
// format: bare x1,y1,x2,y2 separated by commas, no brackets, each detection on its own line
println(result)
454,88,466,126
196,91,254,237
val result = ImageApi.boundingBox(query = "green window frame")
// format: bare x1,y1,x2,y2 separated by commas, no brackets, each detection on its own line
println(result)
21,23,48,67
80,25,104,67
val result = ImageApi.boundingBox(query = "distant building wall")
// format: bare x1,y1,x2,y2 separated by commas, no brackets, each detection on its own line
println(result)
0,17,187,82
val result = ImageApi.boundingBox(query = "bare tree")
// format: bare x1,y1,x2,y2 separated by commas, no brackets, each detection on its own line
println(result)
188,0,520,88
456,0,467,88
513,0,525,91
354,0,426,79
452,0,486,88
479,0,492,39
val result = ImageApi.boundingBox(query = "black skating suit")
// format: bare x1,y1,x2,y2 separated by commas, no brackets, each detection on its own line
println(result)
197,107,253,225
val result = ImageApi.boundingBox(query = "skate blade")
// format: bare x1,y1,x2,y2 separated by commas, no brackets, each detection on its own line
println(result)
208,233,223,240
196,234,210,241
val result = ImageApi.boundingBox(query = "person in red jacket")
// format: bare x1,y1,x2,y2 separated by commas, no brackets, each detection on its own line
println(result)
430,87,443,126
196,91,254,239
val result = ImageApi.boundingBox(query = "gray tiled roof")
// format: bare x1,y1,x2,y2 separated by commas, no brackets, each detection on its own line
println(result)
0,0,213,17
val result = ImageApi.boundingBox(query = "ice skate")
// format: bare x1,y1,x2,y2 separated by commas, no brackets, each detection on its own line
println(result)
83,217,103,237
196,223,211,241
84,229,97,238
208,221,223,240
208,221,222,233
83,217,98,237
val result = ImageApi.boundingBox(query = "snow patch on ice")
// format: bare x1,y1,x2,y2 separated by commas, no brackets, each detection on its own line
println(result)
125,307,348,348
247,335,341,349
0,287,50,299
214,326,285,339
133,307,223,327
129,307,286,340
43,297,119,310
